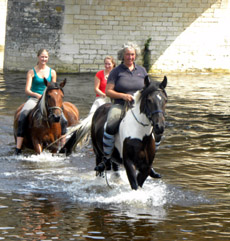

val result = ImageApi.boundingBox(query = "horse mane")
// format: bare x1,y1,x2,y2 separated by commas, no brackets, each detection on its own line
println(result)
139,80,167,114
131,81,160,106
39,87,48,118
132,90,142,105
141,81,162,98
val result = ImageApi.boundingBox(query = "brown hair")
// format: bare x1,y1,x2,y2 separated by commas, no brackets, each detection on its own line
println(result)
104,56,116,68
36,49,49,65
37,48,49,57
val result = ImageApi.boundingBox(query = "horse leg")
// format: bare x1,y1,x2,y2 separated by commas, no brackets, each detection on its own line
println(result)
150,168,162,178
95,155,102,167
137,169,149,188
59,132,77,155
112,162,119,172
124,159,138,190
148,136,161,179
94,154,103,176
33,139,42,154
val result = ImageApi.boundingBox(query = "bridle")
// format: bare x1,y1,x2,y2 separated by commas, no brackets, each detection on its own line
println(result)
46,106,63,118
38,86,64,124
145,105,164,122
129,89,166,127
46,86,64,111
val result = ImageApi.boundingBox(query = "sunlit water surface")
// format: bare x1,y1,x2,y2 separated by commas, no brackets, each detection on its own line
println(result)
0,72,229,240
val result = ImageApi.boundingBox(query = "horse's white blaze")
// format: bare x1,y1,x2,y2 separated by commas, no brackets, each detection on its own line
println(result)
115,102,153,158
157,94,162,100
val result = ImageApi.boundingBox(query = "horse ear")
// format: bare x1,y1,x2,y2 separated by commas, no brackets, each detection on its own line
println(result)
60,78,67,89
160,76,167,89
44,78,49,87
144,75,150,87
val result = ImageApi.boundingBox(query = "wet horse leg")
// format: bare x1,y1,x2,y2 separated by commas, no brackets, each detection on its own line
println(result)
123,159,138,190
149,168,161,178
32,139,42,154
112,162,119,172
137,168,149,188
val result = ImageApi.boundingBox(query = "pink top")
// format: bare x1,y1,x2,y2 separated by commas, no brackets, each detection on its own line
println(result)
95,70,107,97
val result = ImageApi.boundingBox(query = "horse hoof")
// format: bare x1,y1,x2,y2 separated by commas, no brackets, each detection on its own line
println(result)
59,147,72,156
94,162,105,173
150,172,162,178
150,168,162,178
96,171,105,178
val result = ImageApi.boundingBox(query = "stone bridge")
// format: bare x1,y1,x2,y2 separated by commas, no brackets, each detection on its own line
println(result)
1,0,230,73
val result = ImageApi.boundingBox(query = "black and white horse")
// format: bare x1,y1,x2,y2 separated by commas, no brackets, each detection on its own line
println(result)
60,76,167,190
91,76,167,189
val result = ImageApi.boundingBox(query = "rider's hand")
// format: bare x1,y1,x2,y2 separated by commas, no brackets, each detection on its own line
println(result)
36,94,42,99
123,94,133,102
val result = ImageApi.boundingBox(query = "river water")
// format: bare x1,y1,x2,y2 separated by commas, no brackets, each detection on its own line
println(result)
0,71,229,240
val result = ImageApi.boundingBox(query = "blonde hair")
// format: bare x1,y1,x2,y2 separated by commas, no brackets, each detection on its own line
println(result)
117,42,141,61
104,56,116,68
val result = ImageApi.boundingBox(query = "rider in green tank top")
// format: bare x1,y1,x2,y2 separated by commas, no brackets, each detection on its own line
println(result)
15,49,67,155
31,67,52,95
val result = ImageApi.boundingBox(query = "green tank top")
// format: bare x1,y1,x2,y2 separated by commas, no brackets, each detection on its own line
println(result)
31,68,52,95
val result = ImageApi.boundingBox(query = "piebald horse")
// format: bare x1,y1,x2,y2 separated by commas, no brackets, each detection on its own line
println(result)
91,76,167,189
60,76,167,190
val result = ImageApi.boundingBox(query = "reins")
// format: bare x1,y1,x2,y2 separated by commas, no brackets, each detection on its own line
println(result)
105,169,113,189
130,107,150,127
43,132,66,151
127,101,164,127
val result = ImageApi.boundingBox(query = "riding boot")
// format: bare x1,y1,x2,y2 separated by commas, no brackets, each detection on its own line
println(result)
94,129,115,173
15,148,22,155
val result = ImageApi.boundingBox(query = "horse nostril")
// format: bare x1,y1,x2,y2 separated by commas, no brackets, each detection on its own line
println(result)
155,124,164,134
54,115,61,122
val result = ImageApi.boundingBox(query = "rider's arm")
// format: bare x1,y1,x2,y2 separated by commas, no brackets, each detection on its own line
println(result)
25,69,42,99
94,75,106,97
105,83,133,102
51,69,57,83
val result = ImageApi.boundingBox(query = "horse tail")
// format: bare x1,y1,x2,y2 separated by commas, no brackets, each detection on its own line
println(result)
59,112,94,156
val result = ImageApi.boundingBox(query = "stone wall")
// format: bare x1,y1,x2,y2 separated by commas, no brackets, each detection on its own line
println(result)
4,0,65,71
0,0,7,69
3,0,230,73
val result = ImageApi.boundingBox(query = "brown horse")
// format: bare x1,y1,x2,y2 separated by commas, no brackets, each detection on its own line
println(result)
14,78,79,154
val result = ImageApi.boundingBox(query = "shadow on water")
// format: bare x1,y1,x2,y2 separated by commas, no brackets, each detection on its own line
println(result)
0,72,230,240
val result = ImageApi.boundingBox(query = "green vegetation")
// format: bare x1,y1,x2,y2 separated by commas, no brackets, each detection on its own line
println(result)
142,38,152,73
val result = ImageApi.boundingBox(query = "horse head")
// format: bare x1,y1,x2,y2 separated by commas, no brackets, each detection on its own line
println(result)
140,76,167,135
42,78,66,123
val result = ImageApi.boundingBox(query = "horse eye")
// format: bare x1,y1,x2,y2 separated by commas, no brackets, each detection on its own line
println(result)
147,98,153,104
